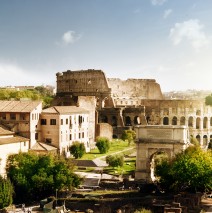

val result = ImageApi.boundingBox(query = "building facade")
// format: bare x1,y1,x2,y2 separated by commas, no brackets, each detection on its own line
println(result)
0,100,42,148
0,127,29,176
40,106,90,156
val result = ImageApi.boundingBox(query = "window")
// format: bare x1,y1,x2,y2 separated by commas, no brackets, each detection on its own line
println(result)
20,113,26,120
61,119,63,125
10,113,16,120
46,138,52,143
50,119,56,125
66,118,68,125
35,133,38,140
1,113,6,120
41,119,47,125
69,134,72,140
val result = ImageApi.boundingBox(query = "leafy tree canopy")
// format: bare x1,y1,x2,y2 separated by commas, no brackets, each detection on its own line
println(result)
205,94,212,106
69,141,86,159
6,153,81,203
96,137,110,154
0,177,13,209
155,146,212,193
106,155,124,168
0,86,54,108
121,129,136,145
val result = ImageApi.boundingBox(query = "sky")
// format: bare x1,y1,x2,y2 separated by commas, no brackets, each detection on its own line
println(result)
1,0,212,92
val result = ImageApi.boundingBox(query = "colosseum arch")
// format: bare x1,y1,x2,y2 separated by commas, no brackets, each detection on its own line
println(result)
134,125,189,181
203,117,208,129
196,117,201,129
134,116,141,125
112,116,117,126
180,116,186,125
125,116,132,126
203,135,208,146
172,116,177,125
188,116,193,127
163,117,169,125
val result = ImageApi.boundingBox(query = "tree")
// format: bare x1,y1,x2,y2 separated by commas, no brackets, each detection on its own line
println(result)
69,141,86,159
6,153,81,203
121,129,136,145
106,155,124,168
205,94,212,106
96,137,110,154
0,177,13,209
155,146,212,192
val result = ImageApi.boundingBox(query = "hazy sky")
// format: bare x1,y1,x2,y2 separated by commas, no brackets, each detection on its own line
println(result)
1,0,212,92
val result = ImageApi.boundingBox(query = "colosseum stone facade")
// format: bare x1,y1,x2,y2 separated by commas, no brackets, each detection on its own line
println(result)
54,69,212,148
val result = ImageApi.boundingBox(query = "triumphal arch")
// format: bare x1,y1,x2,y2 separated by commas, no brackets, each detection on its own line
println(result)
134,125,190,182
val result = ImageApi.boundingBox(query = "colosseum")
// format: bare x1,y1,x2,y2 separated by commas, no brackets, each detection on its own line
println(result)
54,69,212,148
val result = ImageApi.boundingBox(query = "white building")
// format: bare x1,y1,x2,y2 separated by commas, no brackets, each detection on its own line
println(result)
0,126,29,176
40,106,90,156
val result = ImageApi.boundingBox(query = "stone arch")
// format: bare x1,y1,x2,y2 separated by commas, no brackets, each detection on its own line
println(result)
112,116,117,126
172,116,177,125
203,135,208,146
196,117,200,129
203,117,208,129
125,116,132,126
135,126,189,181
163,117,169,125
134,116,141,125
188,116,193,127
180,116,185,125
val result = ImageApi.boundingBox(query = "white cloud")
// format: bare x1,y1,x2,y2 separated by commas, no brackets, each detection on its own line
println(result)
169,19,210,50
151,0,167,6
0,62,50,86
62,30,81,45
163,9,172,19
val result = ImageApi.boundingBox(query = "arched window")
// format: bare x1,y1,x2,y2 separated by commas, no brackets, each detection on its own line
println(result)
188,116,193,127
163,117,169,125
180,116,185,125
203,117,208,129
125,116,131,126
196,117,200,129
172,116,177,125
134,116,140,125
203,135,208,146
112,116,117,126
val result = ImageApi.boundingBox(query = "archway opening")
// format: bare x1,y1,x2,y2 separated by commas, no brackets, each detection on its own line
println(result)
163,117,169,125
180,116,185,125
172,116,177,125
150,151,169,182
125,116,132,126
134,116,140,125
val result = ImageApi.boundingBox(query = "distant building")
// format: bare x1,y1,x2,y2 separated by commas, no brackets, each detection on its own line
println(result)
40,106,90,157
0,126,29,176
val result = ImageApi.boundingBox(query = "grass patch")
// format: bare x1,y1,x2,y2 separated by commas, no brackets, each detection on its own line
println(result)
103,156,136,176
80,140,135,160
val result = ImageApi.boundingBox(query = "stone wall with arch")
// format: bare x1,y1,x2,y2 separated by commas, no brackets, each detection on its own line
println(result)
134,125,189,181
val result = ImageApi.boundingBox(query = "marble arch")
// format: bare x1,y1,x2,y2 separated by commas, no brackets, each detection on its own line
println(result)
134,125,189,182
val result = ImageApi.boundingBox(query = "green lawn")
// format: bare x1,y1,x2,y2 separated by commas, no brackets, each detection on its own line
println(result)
103,157,136,176
80,139,135,160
